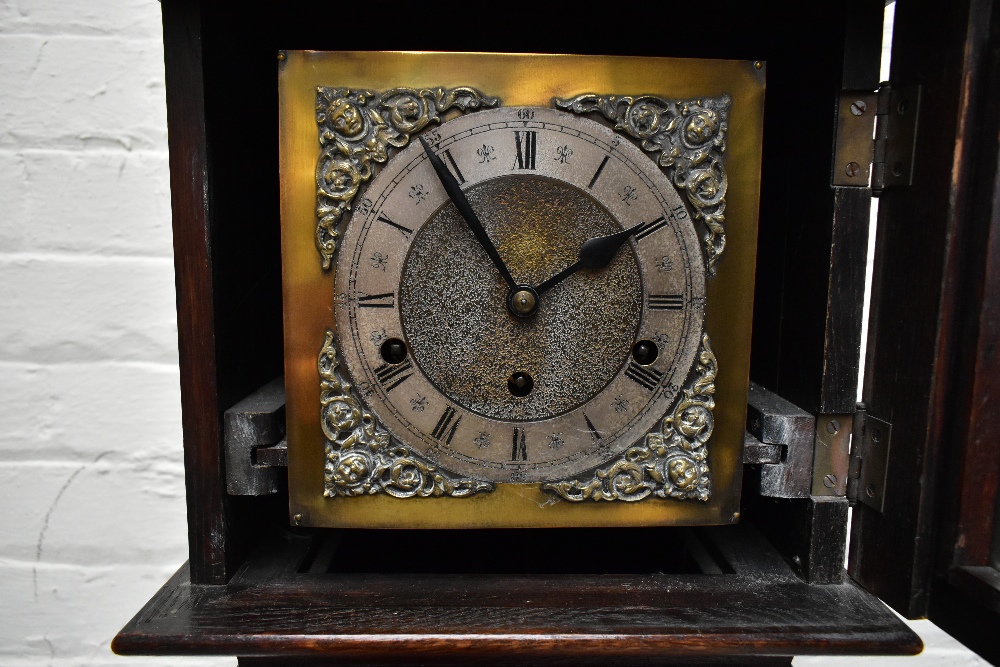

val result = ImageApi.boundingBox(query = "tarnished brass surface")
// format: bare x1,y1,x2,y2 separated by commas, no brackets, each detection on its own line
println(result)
280,52,765,528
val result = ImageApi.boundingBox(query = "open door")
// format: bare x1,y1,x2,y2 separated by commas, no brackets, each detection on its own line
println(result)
849,0,1000,662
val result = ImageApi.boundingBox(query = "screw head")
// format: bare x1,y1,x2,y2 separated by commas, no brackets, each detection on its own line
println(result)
293,514,302,525
823,473,838,489
845,162,861,177
850,100,867,116
866,484,876,498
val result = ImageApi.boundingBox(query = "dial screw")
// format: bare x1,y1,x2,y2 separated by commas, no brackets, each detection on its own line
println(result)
380,338,408,364
631,339,659,366
508,371,534,397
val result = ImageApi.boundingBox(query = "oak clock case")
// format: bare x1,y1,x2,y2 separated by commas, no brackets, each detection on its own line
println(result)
278,52,765,529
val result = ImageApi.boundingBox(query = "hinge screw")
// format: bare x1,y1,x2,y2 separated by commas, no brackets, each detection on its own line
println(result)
845,162,861,178
850,100,867,115
823,473,838,489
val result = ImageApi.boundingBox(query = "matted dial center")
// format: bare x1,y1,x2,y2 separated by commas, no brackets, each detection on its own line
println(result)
400,176,642,421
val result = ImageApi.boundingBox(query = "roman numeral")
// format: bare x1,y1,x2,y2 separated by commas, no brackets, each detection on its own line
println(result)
374,359,413,393
357,292,395,309
376,213,413,239
587,155,610,189
511,427,528,461
647,294,684,310
513,131,537,170
583,413,602,442
441,148,466,184
625,361,663,391
431,406,461,445
634,216,668,241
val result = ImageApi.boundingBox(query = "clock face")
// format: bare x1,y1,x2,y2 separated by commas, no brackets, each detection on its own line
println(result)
332,107,706,484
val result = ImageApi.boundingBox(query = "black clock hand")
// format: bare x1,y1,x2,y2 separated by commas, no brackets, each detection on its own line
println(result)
534,221,645,296
418,136,517,291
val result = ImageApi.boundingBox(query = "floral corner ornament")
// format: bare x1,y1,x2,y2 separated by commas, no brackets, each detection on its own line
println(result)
315,87,501,270
318,331,494,498
543,334,716,502
555,94,730,274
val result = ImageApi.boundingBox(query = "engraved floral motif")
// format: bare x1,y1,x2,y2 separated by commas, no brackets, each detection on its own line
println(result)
555,94,730,274
319,331,494,498
315,87,500,269
542,334,716,502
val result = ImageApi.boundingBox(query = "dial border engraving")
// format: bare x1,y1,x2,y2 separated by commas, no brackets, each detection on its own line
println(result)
319,330,494,498
555,94,731,275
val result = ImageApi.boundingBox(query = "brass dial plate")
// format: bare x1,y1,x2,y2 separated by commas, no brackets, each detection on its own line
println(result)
279,51,765,528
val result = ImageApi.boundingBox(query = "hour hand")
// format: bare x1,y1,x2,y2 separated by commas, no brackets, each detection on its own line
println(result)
535,222,645,296
418,136,517,291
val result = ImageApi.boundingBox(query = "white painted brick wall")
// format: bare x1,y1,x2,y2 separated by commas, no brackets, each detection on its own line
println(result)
0,1,985,665
0,1,230,665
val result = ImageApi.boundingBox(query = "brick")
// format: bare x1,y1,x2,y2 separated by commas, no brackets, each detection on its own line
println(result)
0,0,164,40
0,560,234,667
0,459,188,565
0,35,167,150
0,151,28,234
0,361,182,460
0,255,179,365
0,149,173,256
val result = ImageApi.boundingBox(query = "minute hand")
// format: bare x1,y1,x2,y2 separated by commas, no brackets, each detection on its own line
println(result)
418,136,517,290
535,222,645,296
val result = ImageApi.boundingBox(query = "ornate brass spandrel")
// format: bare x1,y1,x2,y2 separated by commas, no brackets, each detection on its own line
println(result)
315,87,501,269
555,94,731,274
543,333,716,502
318,331,494,498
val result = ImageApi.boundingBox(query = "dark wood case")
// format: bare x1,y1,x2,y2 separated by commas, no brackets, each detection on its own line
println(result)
112,0,1000,663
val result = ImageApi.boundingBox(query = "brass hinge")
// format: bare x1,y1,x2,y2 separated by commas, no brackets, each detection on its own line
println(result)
846,402,892,511
872,83,921,196
832,84,920,194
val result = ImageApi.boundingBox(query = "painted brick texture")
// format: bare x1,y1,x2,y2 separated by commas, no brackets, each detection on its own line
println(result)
0,1,229,665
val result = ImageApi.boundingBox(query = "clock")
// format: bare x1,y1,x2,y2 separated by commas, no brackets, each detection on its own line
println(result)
278,52,765,528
